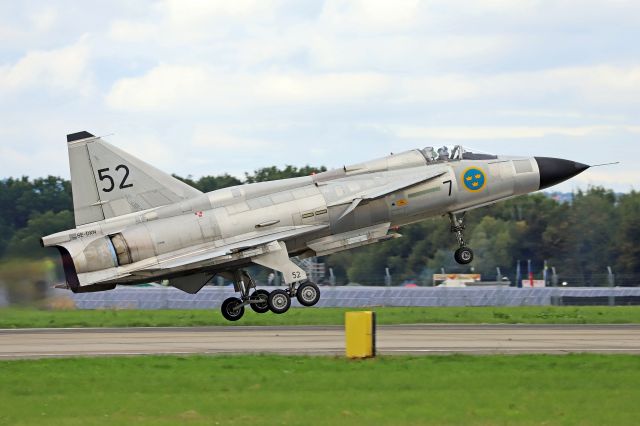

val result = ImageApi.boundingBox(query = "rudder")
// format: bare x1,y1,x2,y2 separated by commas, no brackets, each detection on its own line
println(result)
66,131,202,226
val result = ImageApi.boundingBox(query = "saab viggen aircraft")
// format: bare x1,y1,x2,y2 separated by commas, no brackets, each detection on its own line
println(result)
42,132,591,320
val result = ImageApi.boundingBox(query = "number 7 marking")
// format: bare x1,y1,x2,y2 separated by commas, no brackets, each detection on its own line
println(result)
443,180,452,196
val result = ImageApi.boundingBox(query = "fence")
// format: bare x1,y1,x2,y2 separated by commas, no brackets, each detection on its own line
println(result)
48,286,640,310
326,273,639,288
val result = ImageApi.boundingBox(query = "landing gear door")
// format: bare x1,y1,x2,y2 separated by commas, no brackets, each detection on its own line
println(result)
251,241,307,285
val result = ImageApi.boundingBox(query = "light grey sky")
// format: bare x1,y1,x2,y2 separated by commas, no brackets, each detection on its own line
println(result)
1,0,639,192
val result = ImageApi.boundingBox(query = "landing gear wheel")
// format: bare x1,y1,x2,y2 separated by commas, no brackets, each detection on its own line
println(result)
296,282,321,307
454,247,474,265
250,289,270,314
221,297,245,321
268,289,291,314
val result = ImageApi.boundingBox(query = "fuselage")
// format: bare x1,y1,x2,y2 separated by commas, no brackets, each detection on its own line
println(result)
43,148,545,291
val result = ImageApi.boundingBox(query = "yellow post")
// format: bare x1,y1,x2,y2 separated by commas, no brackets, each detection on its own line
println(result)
345,311,376,359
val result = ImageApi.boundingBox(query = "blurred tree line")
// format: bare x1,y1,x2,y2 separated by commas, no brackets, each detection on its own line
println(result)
0,165,326,258
1,168,638,286
326,188,640,286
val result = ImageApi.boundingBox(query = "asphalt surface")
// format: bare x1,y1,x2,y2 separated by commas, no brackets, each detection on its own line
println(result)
1,324,639,359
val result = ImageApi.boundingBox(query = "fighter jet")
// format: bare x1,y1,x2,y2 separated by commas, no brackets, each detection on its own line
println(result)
42,132,591,320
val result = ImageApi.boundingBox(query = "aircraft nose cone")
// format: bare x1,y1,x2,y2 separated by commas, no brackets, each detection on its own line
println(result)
535,157,590,190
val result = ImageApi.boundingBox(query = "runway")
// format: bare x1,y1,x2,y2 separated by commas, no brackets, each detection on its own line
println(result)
1,325,640,359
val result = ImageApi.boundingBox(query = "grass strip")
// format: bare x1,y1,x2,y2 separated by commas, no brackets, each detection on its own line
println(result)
1,354,639,425
1,306,639,328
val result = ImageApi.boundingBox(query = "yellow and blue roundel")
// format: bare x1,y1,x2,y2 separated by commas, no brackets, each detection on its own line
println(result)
462,168,486,192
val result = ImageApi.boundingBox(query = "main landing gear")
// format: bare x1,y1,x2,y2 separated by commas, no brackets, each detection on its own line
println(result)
220,270,321,321
449,212,474,265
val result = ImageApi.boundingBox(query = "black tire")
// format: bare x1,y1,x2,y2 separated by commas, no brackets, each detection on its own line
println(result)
250,289,270,314
454,247,474,265
296,281,321,307
221,297,245,321
268,289,291,314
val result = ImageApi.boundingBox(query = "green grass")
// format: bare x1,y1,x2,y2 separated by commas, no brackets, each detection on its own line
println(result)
1,354,639,425
1,306,639,328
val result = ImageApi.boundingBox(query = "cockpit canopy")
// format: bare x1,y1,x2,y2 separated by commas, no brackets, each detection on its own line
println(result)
420,145,497,163
338,145,499,179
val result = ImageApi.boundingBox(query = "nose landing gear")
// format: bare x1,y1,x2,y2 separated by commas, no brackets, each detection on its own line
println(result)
449,213,474,265
454,247,474,264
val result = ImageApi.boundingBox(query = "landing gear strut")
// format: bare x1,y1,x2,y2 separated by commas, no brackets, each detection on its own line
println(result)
449,213,474,265
220,269,321,321
221,270,271,321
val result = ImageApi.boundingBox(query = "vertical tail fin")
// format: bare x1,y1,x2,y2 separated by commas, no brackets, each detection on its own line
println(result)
66,131,202,226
